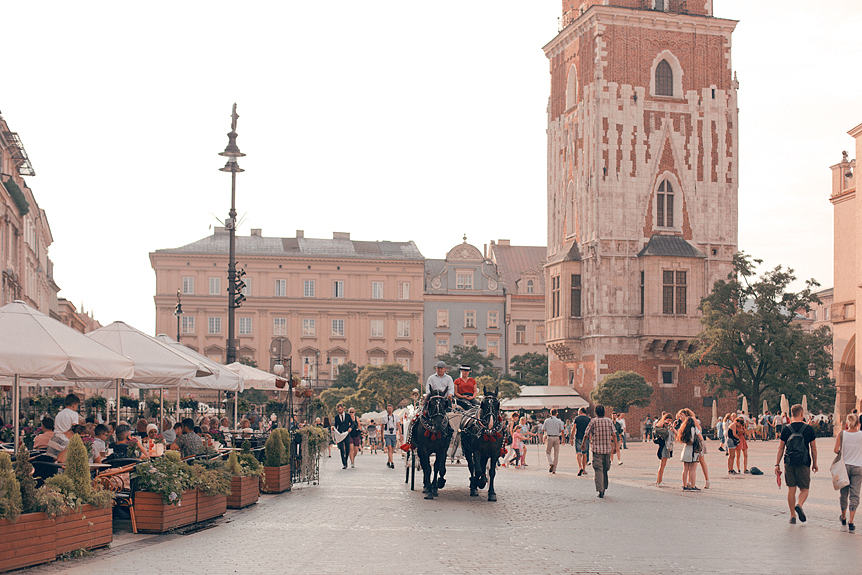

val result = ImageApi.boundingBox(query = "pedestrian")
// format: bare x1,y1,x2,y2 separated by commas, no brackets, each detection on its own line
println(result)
322,416,333,458
684,408,710,489
382,405,398,469
347,408,361,467
836,413,862,532
367,419,379,454
573,407,591,476
737,416,751,473
502,413,520,467
333,404,351,469
618,413,627,449
654,413,674,487
582,405,618,498
678,415,700,491
542,408,565,473
775,404,819,524
725,413,741,475
716,416,725,451
519,416,536,466
612,414,624,465
510,426,524,468
643,415,653,443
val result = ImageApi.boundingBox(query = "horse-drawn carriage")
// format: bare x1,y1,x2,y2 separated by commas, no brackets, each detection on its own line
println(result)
404,388,506,501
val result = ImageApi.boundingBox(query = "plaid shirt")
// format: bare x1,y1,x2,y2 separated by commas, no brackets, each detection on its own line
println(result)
583,417,616,454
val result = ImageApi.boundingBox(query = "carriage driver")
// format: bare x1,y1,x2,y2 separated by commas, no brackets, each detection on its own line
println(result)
426,360,455,404
454,364,478,410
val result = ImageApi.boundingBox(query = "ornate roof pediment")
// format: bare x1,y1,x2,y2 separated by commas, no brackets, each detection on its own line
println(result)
445,242,484,263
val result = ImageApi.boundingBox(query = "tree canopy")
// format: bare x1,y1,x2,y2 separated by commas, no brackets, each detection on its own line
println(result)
438,345,497,380
509,352,548,386
589,370,653,412
320,363,419,417
475,375,521,400
680,252,834,416
331,361,360,389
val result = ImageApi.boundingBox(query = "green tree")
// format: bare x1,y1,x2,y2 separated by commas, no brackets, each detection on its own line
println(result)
509,352,548,386
238,388,269,404
319,387,354,417
238,356,258,368
438,345,497,380
331,361,360,389
475,374,521,400
680,252,835,417
589,370,653,412
356,363,419,410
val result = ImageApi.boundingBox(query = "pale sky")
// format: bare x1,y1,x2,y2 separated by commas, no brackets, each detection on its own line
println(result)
2,0,860,335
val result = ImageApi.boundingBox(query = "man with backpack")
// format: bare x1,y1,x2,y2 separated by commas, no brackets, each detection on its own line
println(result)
775,404,819,524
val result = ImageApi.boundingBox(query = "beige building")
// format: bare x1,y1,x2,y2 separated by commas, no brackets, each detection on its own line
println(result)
487,240,547,372
57,298,102,334
831,131,859,418
150,229,425,390
0,113,59,316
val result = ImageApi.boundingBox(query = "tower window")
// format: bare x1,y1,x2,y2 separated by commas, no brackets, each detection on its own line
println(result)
551,275,561,318
656,180,674,227
662,270,687,315
526,279,534,294
655,60,673,97
570,274,582,317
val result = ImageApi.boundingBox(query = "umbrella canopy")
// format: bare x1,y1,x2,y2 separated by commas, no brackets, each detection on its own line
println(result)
781,394,790,415
224,362,283,390
802,395,808,416
741,396,748,417
500,386,588,411
762,399,768,416
711,398,718,428
154,335,243,391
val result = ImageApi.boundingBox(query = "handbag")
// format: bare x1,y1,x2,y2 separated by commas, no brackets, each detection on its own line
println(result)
831,431,851,491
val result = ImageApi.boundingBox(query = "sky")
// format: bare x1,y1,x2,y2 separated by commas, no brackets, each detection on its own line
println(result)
2,0,860,335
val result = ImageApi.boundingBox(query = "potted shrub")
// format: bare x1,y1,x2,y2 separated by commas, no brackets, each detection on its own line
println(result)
191,460,231,522
226,445,262,509
131,451,196,533
262,429,291,494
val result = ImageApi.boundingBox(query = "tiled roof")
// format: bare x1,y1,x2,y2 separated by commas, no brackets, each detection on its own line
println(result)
637,235,705,258
155,232,424,260
489,244,546,294
545,240,581,265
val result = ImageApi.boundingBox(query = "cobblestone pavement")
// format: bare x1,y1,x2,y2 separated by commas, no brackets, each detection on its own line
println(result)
21,438,862,575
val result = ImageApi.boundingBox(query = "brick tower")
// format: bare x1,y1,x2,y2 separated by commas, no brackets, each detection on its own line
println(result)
543,0,739,422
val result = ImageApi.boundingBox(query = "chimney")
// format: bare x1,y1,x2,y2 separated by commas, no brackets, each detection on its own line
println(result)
296,230,304,238
250,228,262,237
333,232,350,240
498,239,511,246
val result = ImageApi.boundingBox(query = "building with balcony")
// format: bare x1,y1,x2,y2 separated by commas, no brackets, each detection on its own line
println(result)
150,229,426,398
542,0,739,420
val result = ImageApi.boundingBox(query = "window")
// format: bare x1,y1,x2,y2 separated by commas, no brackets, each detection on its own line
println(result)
527,279,534,294
812,310,818,321
397,320,410,338
660,367,677,387
465,311,476,329
488,339,499,358
640,271,645,315
303,280,315,297
209,277,221,295
456,272,473,290
396,357,410,370
208,317,221,335
273,317,287,336
275,279,286,297
565,64,578,109
333,281,344,298
207,354,222,363
437,309,449,328
825,307,830,320
662,270,687,315
182,277,194,295
655,59,673,97
331,319,345,337
654,0,665,10
535,325,545,344
436,338,449,356
656,180,674,227
515,325,526,344
238,317,252,335
301,357,316,381
372,281,383,299
241,277,251,296
370,319,384,338
571,274,582,317
551,275,561,318
181,316,195,334
488,311,499,329
398,282,410,299
464,335,477,347
370,357,384,366
302,318,316,336
329,357,343,376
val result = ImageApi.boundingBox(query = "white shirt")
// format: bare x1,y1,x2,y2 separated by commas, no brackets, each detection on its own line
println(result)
618,418,626,432
382,414,397,436
426,373,454,397
842,430,862,467
54,408,79,434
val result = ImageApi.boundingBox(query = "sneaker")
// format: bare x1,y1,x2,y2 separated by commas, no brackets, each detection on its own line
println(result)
549,465,554,473
795,505,806,522
718,446,724,452
704,481,710,489
728,470,736,475
343,465,347,469
683,486,691,491
841,516,847,526
689,486,701,491
656,482,668,488
597,491,604,498
351,462,355,469
850,523,856,532
744,469,751,474
789,517,797,524
618,461,623,465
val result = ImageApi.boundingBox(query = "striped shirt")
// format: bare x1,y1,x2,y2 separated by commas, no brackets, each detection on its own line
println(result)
583,417,616,454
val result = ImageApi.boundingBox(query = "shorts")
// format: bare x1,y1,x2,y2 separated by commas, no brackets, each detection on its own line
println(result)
785,464,811,489
576,437,589,454
725,438,737,450
384,435,397,448
349,436,362,447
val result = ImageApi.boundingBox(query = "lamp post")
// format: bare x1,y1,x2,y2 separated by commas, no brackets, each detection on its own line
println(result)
219,103,245,365
273,353,292,429
174,289,183,342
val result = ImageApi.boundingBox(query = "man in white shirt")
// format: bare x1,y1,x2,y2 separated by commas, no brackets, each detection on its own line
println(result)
618,415,627,449
542,409,566,473
425,361,454,400
46,393,80,462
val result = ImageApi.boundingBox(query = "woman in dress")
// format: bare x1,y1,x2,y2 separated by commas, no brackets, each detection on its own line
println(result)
724,414,741,475
677,416,700,490
654,414,674,487
680,408,709,489
836,413,862,532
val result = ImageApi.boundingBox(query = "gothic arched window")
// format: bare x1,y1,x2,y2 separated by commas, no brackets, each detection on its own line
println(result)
655,59,673,97
527,279,534,294
656,180,674,227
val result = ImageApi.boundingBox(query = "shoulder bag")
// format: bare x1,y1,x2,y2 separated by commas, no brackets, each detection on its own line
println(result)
831,430,851,490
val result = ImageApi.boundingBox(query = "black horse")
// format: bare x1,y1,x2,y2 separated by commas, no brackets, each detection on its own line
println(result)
410,392,453,500
460,387,504,502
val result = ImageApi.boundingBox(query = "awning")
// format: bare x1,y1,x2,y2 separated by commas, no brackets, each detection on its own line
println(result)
500,385,589,411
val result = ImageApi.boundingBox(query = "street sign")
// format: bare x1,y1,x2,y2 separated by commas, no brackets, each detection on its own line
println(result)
270,337,291,358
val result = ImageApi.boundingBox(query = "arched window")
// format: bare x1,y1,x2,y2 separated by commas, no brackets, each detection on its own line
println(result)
565,64,578,109
656,180,674,227
527,279,534,294
655,60,673,97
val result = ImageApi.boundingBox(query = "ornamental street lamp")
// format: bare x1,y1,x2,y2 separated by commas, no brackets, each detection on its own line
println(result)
174,289,183,342
219,103,246,364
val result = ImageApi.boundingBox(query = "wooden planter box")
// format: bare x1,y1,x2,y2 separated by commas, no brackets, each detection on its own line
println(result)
195,490,227,522
0,512,56,572
134,490,197,533
262,465,291,494
227,475,259,509
54,504,112,556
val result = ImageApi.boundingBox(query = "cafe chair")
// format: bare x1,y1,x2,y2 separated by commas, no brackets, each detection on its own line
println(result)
32,461,64,487
94,463,138,533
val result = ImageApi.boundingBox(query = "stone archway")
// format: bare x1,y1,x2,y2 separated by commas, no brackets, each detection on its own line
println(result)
837,335,856,419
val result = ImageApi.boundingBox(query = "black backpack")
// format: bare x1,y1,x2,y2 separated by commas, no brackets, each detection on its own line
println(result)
784,424,808,466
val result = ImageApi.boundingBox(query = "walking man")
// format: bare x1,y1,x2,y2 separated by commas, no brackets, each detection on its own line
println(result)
382,404,398,469
333,403,351,469
542,408,565,473
582,405,618,498
775,404,818,523
573,407,591,476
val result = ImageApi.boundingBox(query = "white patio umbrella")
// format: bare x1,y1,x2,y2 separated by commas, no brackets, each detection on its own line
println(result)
0,301,135,453
224,362,284,390
762,399,768,416
741,396,748,417
780,394,790,415
711,398,718,428
802,395,808,417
